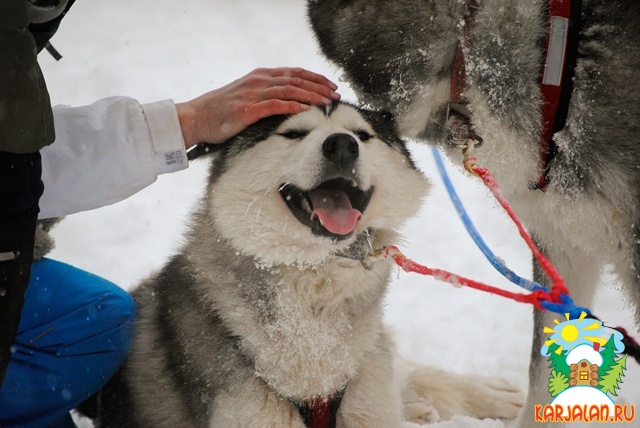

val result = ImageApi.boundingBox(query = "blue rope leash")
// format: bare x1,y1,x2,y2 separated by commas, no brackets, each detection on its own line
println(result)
428,148,640,361
432,148,543,292
431,148,589,318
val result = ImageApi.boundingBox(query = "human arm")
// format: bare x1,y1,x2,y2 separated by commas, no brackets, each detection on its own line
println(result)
38,97,184,219
38,67,340,219
176,67,340,148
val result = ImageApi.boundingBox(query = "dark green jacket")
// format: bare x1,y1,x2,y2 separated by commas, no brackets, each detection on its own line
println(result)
0,0,55,154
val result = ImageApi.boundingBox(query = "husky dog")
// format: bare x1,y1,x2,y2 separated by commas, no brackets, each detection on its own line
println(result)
96,102,522,426
308,0,640,425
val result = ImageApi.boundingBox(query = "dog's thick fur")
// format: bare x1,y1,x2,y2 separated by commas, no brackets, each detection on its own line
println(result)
308,1,640,426
96,102,522,426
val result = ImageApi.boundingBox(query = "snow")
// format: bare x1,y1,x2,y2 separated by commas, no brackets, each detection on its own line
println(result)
38,0,639,427
552,386,614,409
566,344,604,366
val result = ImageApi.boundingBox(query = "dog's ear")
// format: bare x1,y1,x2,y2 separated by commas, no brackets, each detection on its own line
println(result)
358,107,416,167
187,143,227,161
190,115,290,163
359,109,403,145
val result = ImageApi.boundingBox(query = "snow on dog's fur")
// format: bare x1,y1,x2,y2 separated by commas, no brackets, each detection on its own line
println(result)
308,1,640,426
94,102,522,427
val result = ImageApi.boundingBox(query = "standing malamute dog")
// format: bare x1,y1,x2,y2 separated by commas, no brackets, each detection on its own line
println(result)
308,1,640,426
96,102,522,426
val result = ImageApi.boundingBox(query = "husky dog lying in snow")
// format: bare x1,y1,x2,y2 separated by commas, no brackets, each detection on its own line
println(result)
95,102,522,426
308,0,640,426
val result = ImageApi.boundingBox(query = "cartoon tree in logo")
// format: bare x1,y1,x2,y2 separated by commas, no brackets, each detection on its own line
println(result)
598,334,619,378
546,342,571,376
546,342,570,396
599,354,628,396
548,370,569,397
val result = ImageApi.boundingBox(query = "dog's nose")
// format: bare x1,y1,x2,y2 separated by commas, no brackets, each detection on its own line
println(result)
322,133,359,166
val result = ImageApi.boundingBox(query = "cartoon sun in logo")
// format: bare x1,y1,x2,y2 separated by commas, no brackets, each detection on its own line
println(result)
542,312,609,355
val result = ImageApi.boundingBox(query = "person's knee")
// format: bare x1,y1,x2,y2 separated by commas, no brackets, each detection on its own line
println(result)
23,259,137,357
88,285,136,356
93,282,136,330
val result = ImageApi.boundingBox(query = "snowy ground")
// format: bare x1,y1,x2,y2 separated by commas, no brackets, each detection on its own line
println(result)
39,0,639,426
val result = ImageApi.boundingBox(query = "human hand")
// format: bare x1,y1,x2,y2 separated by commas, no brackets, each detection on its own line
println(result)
176,67,341,149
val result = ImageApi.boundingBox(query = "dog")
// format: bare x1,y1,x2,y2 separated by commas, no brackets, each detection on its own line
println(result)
308,0,640,426
94,102,523,426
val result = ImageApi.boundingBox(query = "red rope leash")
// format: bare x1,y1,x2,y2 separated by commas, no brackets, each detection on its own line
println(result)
385,246,552,311
382,245,640,365
464,157,640,358
373,153,575,312
463,156,568,297
373,151,640,363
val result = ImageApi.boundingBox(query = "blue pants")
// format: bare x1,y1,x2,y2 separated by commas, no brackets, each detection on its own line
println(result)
0,259,136,427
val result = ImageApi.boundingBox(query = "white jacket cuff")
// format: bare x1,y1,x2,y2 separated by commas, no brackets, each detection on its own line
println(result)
142,100,188,175
39,97,188,219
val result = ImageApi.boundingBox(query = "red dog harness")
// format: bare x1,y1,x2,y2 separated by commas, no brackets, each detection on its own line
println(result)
537,0,581,190
296,391,344,428
450,0,581,191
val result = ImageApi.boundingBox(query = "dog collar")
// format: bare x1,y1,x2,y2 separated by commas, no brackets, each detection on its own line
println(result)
448,0,581,191
332,228,376,270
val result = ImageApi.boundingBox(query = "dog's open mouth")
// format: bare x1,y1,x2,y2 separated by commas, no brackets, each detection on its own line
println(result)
279,178,374,240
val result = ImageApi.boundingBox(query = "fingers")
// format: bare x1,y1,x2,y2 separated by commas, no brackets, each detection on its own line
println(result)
233,67,342,126
177,67,342,148
261,67,339,91
244,67,340,106
260,78,339,105
243,99,313,125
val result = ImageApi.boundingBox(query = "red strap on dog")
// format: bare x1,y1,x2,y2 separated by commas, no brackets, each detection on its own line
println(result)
297,391,344,428
307,399,331,428
450,0,578,191
448,0,478,116
537,0,572,190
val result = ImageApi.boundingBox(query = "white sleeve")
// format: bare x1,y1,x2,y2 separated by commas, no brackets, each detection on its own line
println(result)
38,97,188,219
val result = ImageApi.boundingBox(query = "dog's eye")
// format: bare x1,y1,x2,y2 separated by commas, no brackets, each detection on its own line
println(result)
355,130,373,142
279,130,309,140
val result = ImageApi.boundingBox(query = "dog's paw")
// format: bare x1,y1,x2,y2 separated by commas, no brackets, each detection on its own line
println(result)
460,375,524,420
395,357,523,423
401,377,441,425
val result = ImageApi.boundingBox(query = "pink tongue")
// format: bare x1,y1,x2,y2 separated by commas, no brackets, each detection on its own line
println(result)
309,189,362,235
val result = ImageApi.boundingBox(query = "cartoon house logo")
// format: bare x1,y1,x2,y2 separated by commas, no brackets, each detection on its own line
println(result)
536,311,635,423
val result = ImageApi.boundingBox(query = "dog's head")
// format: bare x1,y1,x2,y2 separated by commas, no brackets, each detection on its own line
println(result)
202,102,429,267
